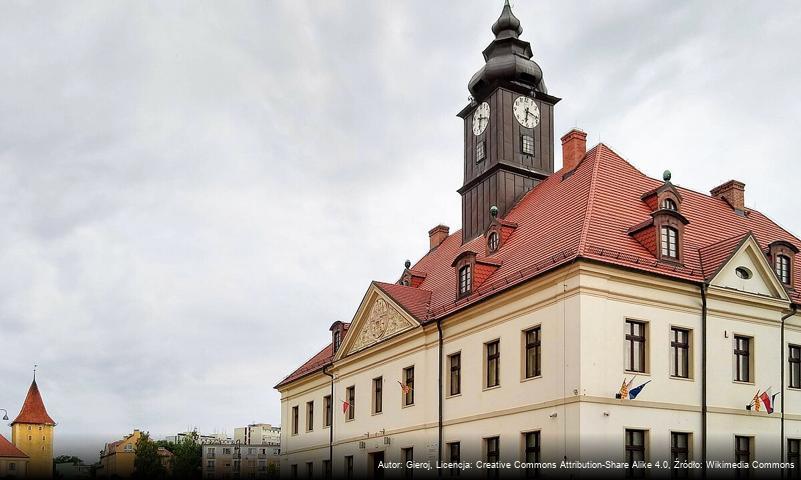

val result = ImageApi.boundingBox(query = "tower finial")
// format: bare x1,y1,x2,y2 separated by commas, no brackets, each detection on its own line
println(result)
33,364,37,381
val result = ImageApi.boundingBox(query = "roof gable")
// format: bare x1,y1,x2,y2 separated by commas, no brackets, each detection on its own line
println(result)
0,434,28,459
335,283,421,360
708,234,789,300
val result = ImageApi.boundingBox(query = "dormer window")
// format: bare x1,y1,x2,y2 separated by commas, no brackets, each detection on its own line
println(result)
776,255,791,285
458,265,472,296
488,232,500,253
661,226,678,259
661,198,677,211
333,330,342,351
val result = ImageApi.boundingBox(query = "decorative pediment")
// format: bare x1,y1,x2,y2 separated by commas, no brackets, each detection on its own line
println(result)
336,285,419,359
708,234,790,301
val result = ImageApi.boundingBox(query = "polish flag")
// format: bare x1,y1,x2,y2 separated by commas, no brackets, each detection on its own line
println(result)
342,400,350,413
759,388,775,414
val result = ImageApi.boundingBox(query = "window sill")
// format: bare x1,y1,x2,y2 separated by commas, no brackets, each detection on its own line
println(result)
483,385,501,392
402,403,415,409
624,371,650,377
788,387,801,391
669,375,694,382
322,425,330,430
733,380,755,386
446,393,462,399
521,375,542,383
371,411,383,416
345,418,354,423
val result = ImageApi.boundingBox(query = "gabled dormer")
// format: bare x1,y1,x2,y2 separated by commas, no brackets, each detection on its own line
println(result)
767,240,798,288
630,170,689,264
398,260,427,288
484,205,518,256
452,250,502,299
329,321,348,354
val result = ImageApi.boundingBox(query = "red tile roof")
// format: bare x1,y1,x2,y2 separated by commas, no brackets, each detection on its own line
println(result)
0,434,28,459
12,380,56,426
277,143,800,389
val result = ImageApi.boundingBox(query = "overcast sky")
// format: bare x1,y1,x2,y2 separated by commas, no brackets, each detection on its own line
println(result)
1,0,800,461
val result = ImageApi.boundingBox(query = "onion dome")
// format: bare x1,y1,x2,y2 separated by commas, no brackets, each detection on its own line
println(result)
468,1,547,99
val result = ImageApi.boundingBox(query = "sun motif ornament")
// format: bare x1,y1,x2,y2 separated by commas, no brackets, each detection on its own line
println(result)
351,296,417,353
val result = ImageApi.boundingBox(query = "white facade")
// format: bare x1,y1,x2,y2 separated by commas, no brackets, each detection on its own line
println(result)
234,424,281,446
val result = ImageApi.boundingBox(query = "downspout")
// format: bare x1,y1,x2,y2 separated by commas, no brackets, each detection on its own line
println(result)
700,283,708,472
437,318,444,474
322,365,334,468
781,304,797,469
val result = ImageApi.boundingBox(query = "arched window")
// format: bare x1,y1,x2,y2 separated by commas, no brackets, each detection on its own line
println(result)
458,265,472,296
488,231,500,253
661,226,678,259
661,198,677,211
776,254,791,284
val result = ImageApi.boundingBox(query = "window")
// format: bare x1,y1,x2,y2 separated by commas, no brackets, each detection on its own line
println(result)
323,395,332,427
625,320,646,373
8,463,15,471
208,460,216,468
458,265,472,296
521,135,535,155
777,255,792,284
333,330,342,351
373,377,383,414
670,327,690,378
292,406,299,435
625,429,646,477
736,267,753,279
124,443,133,452
345,456,354,479
402,448,414,478
346,386,355,420
485,437,500,477
671,433,689,476
791,345,801,389
661,198,677,210
486,340,500,388
290,464,298,479
476,141,486,162
306,462,313,478
403,366,415,406
735,436,752,463
306,401,314,431
788,440,800,477
323,459,332,479
448,442,461,476
488,231,500,253
222,448,231,454
525,327,542,378
449,353,461,396
524,432,541,477
734,336,751,382
661,226,678,259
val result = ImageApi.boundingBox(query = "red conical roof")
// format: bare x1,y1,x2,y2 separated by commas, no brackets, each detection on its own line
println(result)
12,380,56,426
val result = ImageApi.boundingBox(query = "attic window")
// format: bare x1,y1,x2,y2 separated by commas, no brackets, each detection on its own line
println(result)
458,265,472,297
488,231,500,253
661,226,678,259
776,255,791,285
735,267,753,280
333,330,342,351
661,198,677,211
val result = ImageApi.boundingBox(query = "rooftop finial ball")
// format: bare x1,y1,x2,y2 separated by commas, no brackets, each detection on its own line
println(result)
663,170,672,182
404,260,411,269
490,205,499,217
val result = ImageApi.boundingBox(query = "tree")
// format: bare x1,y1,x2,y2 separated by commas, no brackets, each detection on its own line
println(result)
53,455,83,465
133,432,166,479
171,433,201,479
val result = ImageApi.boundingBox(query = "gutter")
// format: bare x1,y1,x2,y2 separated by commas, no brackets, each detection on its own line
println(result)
437,318,444,473
700,283,708,471
322,364,334,468
781,304,797,469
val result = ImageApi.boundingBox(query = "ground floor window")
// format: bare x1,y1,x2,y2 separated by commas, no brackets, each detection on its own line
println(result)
485,436,500,478
625,429,646,478
788,439,800,477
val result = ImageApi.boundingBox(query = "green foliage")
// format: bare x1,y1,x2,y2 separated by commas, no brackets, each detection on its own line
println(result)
53,455,83,465
133,432,166,480
171,434,201,479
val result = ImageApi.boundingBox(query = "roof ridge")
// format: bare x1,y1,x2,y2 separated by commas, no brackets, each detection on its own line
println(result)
577,145,605,255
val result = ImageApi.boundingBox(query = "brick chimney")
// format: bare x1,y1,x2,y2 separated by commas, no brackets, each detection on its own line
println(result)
710,180,745,212
560,129,587,171
428,225,450,251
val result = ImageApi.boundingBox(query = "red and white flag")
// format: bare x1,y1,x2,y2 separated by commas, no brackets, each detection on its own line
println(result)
759,388,779,414
342,400,350,413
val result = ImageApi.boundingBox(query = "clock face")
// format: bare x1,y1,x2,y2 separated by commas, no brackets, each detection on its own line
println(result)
513,96,540,128
472,102,490,136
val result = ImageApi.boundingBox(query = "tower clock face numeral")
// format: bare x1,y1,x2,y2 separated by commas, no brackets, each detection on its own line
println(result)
513,96,540,128
472,102,490,136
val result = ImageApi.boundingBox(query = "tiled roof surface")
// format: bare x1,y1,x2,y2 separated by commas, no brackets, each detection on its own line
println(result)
0,434,28,459
277,143,800,389
12,380,56,426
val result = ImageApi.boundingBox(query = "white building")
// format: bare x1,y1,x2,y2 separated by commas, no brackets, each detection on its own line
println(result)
234,424,281,446
275,3,800,479
202,443,279,479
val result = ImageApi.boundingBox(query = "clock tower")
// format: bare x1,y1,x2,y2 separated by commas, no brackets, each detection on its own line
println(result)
457,1,560,242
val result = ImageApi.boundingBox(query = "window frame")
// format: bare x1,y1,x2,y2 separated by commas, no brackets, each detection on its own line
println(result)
625,429,647,477
448,442,461,476
403,366,415,406
458,264,472,297
323,395,332,428
476,140,486,163
485,436,500,477
661,198,678,211
670,327,691,379
777,254,792,285
344,455,354,480
488,231,500,253
524,326,542,379
661,226,679,259
788,439,800,474
485,340,501,389
373,376,383,414
734,335,752,383
448,352,461,396
670,432,691,473
345,386,355,421
790,345,801,390
625,320,647,373
523,431,541,477
521,134,535,155
734,435,752,464
291,405,299,435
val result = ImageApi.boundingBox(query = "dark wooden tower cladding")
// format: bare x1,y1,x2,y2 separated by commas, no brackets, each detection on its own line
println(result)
457,1,560,242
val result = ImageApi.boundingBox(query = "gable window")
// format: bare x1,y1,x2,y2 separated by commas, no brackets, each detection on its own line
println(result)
476,141,486,163
323,395,332,427
486,340,500,388
488,231,500,253
373,377,383,414
661,198,677,211
777,254,792,284
525,327,542,378
306,401,314,431
625,320,647,373
458,264,472,297
449,353,461,396
345,386,355,421
291,406,299,435
661,226,678,259
403,366,415,406
521,135,535,155
790,345,801,389
670,327,690,379
734,336,751,383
